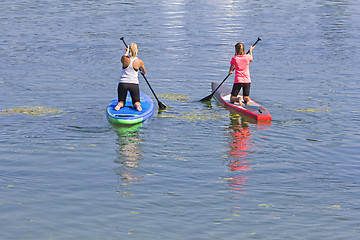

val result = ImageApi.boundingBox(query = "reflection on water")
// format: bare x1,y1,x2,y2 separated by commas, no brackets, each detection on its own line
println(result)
224,114,272,216
225,114,253,197
113,124,144,197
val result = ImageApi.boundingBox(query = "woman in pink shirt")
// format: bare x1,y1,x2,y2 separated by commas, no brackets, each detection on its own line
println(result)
229,42,255,105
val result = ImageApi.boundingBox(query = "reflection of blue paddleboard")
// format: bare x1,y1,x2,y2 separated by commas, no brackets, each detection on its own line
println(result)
106,92,154,125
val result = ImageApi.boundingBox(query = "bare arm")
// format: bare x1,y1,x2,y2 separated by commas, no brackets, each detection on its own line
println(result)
121,47,130,64
229,64,235,74
249,46,254,62
139,60,146,74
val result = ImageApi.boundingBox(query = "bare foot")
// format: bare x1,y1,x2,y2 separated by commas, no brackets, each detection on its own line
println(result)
134,102,142,111
114,102,124,111
230,96,240,104
243,97,250,105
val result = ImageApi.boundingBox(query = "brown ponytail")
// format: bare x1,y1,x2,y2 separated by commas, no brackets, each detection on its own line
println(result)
235,42,245,55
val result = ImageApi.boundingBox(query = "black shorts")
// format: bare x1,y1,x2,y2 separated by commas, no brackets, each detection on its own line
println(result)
231,83,251,97
117,83,140,104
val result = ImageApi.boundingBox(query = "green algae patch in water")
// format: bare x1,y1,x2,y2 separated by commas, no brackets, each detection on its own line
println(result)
295,107,329,112
158,93,190,102
275,104,329,113
1,106,63,116
158,110,222,121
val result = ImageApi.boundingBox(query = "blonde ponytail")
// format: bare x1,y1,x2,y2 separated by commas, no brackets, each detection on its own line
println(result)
129,43,138,58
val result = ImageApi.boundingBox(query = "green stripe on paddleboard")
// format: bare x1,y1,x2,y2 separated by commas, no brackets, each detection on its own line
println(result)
107,108,144,125
108,116,144,125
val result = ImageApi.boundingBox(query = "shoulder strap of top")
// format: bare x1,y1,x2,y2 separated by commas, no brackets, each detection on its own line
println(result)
130,57,139,71
123,57,137,69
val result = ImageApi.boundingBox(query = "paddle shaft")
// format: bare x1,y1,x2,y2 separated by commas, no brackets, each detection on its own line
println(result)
200,37,261,102
246,37,261,54
120,37,166,110
140,70,166,109
200,73,231,102
244,103,263,113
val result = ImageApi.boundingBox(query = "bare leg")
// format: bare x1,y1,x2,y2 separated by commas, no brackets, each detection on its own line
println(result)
115,101,124,111
134,102,142,111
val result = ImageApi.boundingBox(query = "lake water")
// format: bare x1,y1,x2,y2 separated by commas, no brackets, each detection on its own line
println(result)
1,0,359,239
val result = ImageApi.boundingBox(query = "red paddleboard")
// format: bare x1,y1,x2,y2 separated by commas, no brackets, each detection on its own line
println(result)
212,82,271,122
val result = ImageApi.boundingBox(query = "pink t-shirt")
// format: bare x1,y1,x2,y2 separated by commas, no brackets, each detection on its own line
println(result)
230,54,253,83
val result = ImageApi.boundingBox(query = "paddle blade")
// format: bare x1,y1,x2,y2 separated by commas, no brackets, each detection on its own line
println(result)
158,101,167,110
200,94,213,102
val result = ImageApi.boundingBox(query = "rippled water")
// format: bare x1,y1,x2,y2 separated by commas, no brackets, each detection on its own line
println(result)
1,0,359,239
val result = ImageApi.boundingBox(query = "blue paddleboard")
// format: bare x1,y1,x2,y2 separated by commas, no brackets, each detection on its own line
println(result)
106,92,154,125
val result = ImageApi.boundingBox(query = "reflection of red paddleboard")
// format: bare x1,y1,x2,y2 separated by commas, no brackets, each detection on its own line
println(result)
212,82,271,122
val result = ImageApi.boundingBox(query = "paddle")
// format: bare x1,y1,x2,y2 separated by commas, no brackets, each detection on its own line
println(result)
120,37,167,110
200,37,262,102
244,103,263,113
139,69,167,110
200,73,231,102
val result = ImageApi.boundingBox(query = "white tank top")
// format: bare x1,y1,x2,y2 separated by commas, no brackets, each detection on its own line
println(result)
119,57,139,84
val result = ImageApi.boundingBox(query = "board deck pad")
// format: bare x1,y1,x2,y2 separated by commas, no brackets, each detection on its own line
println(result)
106,92,154,125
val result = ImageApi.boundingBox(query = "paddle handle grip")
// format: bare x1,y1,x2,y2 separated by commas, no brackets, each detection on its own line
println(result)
120,37,128,48
246,37,261,54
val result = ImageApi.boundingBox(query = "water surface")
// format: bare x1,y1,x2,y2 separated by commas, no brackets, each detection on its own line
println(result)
1,0,359,239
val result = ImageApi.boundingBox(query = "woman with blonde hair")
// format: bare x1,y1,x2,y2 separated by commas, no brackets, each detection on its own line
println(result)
229,42,254,105
115,43,146,111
